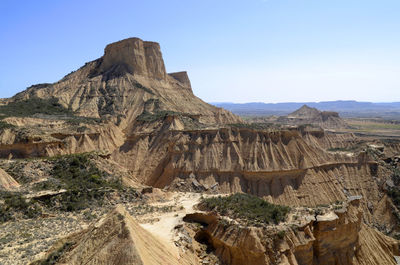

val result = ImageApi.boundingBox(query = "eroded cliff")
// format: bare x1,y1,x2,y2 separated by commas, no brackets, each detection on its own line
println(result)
189,198,399,265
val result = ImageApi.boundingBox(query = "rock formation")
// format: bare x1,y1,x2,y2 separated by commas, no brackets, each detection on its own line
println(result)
1,37,399,265
190,198,399,265
0,167,19,190
11,37,240,126
32,205,185,265
277,105,348,129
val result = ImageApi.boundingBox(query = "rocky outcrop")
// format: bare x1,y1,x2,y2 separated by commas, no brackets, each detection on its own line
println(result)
191,198,399,265
0,120,124,158
302,130,360,151
278,105,348,129
0,167,19,190
111,124,397,232
169,71,192,91
32,205,185,265
98,38,166,80
113,127,381,207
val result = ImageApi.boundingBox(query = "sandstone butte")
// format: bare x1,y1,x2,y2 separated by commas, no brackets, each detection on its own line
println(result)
0,37,399,265
277,105,349,129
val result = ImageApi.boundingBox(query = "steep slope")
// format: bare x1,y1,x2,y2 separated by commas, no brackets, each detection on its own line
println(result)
289,105,321,119
0,118,125,158
1,37,399,265
0,167,19,190
190,198,399,265
112,122,398,233
32,205,186,265
11,37,240,127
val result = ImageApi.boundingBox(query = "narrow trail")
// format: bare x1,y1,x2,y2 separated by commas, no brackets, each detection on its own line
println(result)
139,192,202,257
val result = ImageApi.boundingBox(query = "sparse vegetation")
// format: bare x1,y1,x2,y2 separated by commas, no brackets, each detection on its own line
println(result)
297,124,319,131
65,116,101,125
0,98,73,119
277,230,286,239
41,153,126,211
0,120,16,130
144,98,161,109
200,193,290,225
4,161,31,183
0,97,101,126
38,241,74,265
388,187,400,210
136,110,187,123
0,191,42,222
134,81,155,95
327,146,359,152
228,123,277,130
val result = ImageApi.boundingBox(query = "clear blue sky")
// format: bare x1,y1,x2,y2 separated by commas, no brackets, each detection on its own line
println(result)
1,0,399,103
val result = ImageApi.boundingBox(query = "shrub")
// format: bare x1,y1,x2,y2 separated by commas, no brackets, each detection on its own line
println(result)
0,121,15,130
277,230,286,239
0,191,42,222
200,193,290,225
41,153,124,211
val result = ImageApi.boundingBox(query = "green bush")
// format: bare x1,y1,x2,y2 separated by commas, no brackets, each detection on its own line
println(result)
200,193,290,225
0,191,42,222
277,230,286,239
0,121,15,130
43,153,124,211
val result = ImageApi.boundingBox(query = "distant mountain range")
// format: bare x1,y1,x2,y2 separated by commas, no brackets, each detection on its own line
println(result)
212,101,400,119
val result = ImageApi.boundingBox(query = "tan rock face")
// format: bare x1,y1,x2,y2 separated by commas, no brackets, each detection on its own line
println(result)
0,122,124,158
0,167,20,190
194,199,399,265
99,38,166,79
169,71,192,91
112,127,377,206
33,205,185,265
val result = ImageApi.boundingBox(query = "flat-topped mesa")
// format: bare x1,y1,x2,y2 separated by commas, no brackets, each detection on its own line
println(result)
99,37,167,79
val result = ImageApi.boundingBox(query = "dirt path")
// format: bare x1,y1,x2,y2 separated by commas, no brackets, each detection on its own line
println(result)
139,192,202,257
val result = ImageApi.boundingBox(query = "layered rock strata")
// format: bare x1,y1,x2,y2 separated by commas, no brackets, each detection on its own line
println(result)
190,199,399,265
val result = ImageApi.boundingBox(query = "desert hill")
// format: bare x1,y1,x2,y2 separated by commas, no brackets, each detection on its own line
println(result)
0,37,400,265
32,205,185,265
10,37,240,127
277,104,348,129
214,101,400,119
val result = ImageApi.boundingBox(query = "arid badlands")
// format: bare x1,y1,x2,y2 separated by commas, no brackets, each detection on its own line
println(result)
1,37,400,265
